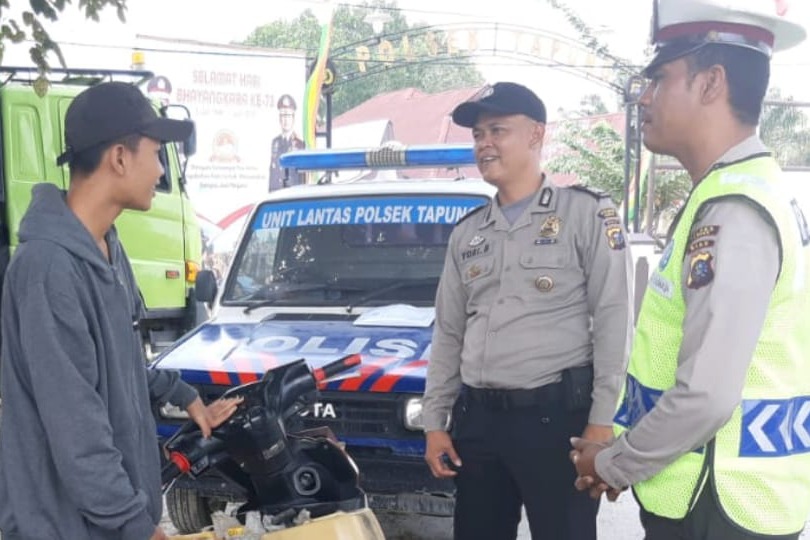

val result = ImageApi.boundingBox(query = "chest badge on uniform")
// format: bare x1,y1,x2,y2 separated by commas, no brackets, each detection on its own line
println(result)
468,235,485,247
466,264,483,280
535,275,554,292
536,216,561,245
539,216,561,238
687,251,714,289
605,225,626,250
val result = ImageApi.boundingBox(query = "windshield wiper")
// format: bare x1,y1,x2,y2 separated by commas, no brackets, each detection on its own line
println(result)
243,283,346,314
346,277,438,313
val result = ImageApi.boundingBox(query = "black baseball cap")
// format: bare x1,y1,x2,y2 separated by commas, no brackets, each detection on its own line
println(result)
57,81,193,166
451,82,547,128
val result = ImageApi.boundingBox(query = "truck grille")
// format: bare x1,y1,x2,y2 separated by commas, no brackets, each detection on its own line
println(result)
190,386,420,440
300,392,402,437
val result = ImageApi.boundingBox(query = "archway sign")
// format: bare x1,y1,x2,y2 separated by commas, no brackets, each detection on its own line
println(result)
327,21,638,95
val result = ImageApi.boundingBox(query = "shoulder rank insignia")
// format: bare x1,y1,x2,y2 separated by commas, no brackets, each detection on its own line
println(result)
598,207,618,219
455,203,488,228
569,184,610,200
687,251,714,289
689,225,720,242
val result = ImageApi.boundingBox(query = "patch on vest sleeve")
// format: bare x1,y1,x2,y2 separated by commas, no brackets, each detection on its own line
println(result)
687,251,715,289
689,225,720,242
687,239,715,254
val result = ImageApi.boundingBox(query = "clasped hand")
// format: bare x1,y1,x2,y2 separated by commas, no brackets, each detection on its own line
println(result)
569,427,626,501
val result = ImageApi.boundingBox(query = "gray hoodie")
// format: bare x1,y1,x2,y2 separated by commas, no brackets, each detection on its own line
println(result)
0,183,198,540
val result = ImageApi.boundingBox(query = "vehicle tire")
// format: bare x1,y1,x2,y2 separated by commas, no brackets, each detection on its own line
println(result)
165,486,225,534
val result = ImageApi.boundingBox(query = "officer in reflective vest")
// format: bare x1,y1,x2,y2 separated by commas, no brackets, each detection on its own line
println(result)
569,1,810,538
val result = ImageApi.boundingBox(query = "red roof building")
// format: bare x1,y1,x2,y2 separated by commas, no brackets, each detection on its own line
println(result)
334,86,626,184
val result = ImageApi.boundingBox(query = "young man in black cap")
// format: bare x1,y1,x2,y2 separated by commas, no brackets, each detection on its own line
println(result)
570,1,810,538
0,81,242,540
422,82,633,539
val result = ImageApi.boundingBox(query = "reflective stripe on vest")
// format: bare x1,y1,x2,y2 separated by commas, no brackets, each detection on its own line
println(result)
613,155,810,535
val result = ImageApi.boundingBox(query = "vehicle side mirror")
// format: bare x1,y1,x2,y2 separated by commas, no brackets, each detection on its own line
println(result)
182,121,197,158
195,269,217,304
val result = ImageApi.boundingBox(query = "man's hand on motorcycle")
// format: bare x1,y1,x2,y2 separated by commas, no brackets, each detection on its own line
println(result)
150,526,168,540
186,395,245,438
425,430,462,479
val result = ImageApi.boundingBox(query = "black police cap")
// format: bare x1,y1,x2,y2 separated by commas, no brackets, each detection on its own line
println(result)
452,82,547,128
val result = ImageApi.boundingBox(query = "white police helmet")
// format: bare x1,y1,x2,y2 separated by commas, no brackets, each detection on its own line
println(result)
644,0,807,75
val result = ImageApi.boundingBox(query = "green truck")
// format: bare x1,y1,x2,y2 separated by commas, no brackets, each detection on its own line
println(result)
0,67,203,357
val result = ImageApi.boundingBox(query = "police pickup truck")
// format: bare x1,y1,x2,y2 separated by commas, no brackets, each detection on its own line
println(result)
150,144,495,533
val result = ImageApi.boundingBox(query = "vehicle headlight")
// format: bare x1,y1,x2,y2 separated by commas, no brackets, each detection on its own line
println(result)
404,398,424,431
160,403,190,420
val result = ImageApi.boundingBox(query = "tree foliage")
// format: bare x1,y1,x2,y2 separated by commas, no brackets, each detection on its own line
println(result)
244,1,483,115
544,0,809,236
542,0,638,104
547,121,626,201
0,0,126,71
760,88,810,167
546,119,691,234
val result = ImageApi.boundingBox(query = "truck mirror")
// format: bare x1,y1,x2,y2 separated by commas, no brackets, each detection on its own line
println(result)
182,121,197,158
195,269,217,304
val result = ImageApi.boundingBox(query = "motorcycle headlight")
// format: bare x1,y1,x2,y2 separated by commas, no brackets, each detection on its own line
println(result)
404,398,424,431
160,403,190,420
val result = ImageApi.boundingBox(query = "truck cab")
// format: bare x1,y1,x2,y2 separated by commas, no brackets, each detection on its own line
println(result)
0,67,203,357
150,144,490,533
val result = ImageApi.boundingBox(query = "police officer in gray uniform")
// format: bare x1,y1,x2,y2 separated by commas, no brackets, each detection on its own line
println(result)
422,82,634,540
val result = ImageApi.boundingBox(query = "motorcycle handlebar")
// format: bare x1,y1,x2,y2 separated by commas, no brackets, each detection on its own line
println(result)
161,451,191,486
161,461,181,487
312,354,361,383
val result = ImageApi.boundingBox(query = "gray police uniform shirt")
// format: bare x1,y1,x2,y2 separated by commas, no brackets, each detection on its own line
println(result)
422,182,634,432
596,136,782,489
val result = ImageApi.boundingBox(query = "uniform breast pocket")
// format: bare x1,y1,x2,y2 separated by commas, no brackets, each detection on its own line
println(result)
461,256,494,285
518,250,571,299
461,256,497,303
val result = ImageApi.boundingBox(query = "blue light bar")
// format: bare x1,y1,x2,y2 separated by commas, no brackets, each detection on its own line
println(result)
279,144,475,171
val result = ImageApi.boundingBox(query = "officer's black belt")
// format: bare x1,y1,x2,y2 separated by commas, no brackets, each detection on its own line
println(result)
461,382,563,410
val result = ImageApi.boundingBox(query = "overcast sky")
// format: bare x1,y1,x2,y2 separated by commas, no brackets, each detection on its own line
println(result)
4,0,809,119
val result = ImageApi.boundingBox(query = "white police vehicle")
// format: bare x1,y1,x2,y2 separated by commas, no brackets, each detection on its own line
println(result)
150,144,496,534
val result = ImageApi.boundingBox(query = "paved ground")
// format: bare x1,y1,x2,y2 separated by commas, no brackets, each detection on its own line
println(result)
0,496,801,538
159,495,810,539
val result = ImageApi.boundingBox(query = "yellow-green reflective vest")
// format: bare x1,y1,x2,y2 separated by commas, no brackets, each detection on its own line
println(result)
614,155,810,535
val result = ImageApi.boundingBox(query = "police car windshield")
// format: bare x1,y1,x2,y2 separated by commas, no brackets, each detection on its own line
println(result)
222,194,489,308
